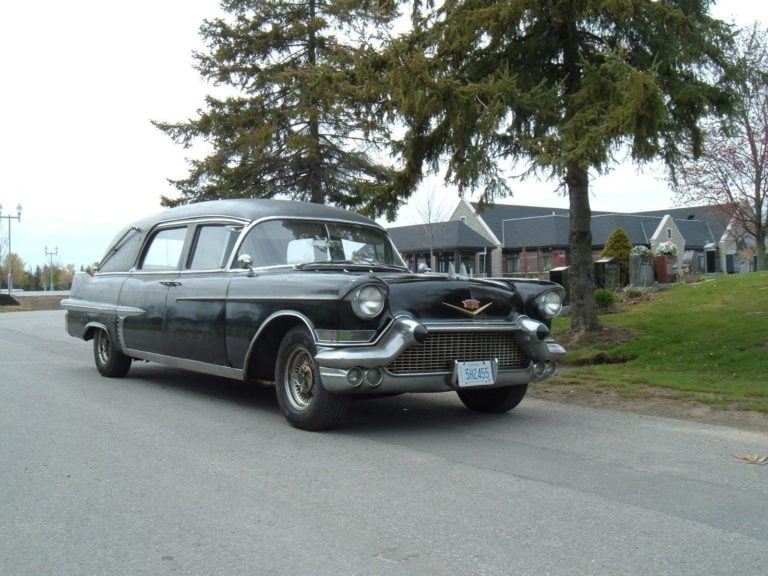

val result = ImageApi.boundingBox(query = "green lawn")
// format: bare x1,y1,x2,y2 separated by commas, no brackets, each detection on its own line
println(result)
550,272,768,412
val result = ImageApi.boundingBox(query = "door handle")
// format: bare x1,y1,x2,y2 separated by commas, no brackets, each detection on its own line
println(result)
159,281,182,287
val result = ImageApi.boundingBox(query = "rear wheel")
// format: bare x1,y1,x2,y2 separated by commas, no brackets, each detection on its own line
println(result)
457,384,528,413
93,329,132,378
275,327,350,431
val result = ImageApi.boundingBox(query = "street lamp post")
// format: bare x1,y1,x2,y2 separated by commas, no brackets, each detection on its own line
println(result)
0,203,22,295
45,246,58,291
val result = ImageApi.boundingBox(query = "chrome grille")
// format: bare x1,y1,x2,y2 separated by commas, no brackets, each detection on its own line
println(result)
387,332,527,374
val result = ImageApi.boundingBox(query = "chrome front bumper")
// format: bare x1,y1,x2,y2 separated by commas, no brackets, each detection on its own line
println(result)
315,315,565,395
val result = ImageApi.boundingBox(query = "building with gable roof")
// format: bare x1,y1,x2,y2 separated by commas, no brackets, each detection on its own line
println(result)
388,199,740,278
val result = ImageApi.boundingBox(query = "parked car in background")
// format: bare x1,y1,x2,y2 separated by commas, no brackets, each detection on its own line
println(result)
62,199,565,430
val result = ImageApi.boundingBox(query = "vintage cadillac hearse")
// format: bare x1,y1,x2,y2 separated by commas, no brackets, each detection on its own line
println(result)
62,199,565,430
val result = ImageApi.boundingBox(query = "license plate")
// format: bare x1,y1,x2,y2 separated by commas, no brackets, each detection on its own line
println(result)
456,360,495,388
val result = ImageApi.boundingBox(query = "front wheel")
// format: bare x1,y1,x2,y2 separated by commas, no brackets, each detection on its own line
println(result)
93,329,132,378
457,384,528,413
275,327,351,431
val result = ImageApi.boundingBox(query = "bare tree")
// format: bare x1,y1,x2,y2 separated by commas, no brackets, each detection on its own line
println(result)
674,24,768,271
415,188,452,270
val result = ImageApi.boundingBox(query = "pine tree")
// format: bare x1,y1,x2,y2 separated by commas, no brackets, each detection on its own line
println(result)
384,0,733,332
154,0,399,212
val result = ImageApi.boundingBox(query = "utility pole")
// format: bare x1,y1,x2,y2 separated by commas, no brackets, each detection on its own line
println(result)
0,203,22,295
45,246,58,291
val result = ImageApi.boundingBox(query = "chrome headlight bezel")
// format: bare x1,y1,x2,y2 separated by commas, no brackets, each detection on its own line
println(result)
534,290,563,319
349,284,387,320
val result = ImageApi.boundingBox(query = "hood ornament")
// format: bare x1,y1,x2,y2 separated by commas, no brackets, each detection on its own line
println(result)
444,299,492,317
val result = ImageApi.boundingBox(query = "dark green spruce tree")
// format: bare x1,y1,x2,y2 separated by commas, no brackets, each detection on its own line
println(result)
383,0,734,332
154,0,398,211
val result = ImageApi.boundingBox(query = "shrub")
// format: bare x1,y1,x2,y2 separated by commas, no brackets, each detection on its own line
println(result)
594,288,617,310
602,228,632,285
621,286,647,300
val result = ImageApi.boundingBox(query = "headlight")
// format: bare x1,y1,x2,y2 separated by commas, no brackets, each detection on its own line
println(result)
350,284,386,320
535,290,563,319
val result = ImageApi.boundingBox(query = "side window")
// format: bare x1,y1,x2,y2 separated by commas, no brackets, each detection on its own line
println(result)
327,223,393,264
236,220,327,267
140,227,187,271
188,224,243,270
98,227,142,273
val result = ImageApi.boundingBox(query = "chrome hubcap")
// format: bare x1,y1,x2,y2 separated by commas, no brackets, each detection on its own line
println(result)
286,347,315,411
97,332,111,365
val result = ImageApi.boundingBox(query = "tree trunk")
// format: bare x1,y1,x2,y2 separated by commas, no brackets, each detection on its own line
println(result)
756,230,767,271
566,164,601,333
307,0,324,204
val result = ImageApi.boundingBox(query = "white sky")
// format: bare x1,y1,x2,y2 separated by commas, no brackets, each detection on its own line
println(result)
1,1,765,270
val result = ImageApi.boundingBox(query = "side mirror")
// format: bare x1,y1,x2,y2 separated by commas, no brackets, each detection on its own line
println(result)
238,254,254,275
417,262,431,274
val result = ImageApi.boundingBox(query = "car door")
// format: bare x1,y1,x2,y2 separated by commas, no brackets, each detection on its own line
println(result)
119,225,187,355
163,222,243,365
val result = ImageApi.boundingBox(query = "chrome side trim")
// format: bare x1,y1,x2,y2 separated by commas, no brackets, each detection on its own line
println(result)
184,294,340,303
60,298,144,317
123,348,244,381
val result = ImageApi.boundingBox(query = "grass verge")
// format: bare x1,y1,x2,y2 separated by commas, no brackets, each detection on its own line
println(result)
547,272,768,413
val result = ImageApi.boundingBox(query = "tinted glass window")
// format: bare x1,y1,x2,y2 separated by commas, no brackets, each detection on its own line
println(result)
235,219,403,267
236,220,326,267
327,223,399,265
98,227,142,273
140,227,187,270
188,224,242,270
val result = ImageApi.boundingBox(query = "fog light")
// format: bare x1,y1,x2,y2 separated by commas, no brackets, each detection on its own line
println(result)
533,362,547,378
347,367,364,387
366,367,383,387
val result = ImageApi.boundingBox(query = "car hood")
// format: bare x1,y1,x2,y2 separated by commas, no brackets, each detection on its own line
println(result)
239,269,527,322
380,274,517,322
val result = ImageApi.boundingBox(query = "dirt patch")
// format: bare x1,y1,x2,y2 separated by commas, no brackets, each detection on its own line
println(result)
556,324,636,349
530,382,768,435
0,295,65,311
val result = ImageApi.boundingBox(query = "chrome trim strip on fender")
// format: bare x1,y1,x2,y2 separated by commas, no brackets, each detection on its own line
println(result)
61,299,145,317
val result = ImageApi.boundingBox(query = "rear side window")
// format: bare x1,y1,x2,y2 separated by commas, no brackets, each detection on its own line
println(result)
140,227,187,271
188,224,242,270
98,227,142,273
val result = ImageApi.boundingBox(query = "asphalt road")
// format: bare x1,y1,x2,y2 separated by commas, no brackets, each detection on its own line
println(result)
2,310,767,576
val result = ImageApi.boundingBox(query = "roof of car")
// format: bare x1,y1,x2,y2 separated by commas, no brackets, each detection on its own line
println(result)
132,198,381,230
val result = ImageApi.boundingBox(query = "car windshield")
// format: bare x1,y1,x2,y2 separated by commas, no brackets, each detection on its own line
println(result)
236,219,407,269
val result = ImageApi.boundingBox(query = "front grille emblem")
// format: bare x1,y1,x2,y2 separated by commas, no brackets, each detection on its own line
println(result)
444,299,493,317
463,298,480,310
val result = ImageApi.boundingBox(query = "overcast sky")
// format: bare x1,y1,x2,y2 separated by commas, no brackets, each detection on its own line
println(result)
1,1,766,271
